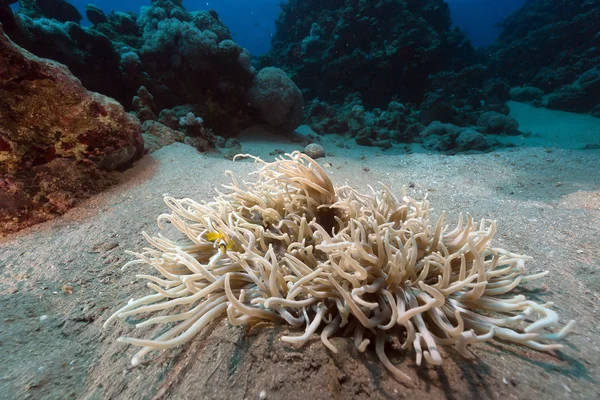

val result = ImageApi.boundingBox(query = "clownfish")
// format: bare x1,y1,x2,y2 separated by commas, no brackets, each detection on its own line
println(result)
206,231,233,250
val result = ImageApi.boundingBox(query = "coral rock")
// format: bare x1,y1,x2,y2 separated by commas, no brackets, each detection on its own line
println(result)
476,111,519,135
20,0,82,23
0,27,143,235
303,143,325,159
85,4,108,25
247,67,304,132
141,121,185,153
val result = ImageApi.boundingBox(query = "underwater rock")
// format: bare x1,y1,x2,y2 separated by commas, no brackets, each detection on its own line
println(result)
454,129,491,152
476,111,520,135
85,4,108,26
509,86,545,103
488,0,600,114
224,138,242,159
141,120,185,153
0,27,143,235
158,108,182,131
184,136,209,152
247,67,304,132
19,0,82,23
132,86,157,122
420,121,491,153
303,143,325,159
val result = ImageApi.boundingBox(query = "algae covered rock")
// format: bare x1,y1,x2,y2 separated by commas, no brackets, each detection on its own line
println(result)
141,120,184,153
0,27,143,235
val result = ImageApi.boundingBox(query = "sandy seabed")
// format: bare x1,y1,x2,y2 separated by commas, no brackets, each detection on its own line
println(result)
1,103,599,399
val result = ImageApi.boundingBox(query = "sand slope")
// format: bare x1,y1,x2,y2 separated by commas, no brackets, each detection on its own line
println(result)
1,105,599,400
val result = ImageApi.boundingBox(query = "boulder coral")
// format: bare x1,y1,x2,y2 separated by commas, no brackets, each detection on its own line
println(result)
247,67,304,132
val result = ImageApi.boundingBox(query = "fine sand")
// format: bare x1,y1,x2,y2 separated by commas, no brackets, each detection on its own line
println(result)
1,104,599,399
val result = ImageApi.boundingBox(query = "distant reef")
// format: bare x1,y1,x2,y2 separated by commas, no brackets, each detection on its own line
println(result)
262,0,517,152
0,0,598,156
488,0,600,116
0,0,304,139
262,0,599,152
264,0,484,110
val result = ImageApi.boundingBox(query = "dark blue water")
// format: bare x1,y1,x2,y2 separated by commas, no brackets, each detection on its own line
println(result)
69,0,280,55
447,0,526,48
14,0,527,54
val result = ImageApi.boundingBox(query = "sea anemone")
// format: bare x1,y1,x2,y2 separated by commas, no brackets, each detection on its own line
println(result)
104,151,575,382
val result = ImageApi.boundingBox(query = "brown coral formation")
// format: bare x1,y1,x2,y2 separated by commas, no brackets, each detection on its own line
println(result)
0,26,143,235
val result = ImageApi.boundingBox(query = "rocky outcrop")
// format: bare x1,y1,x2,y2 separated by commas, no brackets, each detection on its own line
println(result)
0,26,143,235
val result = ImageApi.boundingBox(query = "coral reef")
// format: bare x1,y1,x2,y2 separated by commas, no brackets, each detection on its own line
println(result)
306,95,418,148
9,12,128,103
265,0,518,152
305,93,507,153
133,0,255,129
0,0,302,137
488,0,600,115
266,0,477,108
105,152,574,382
0,26,143,235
